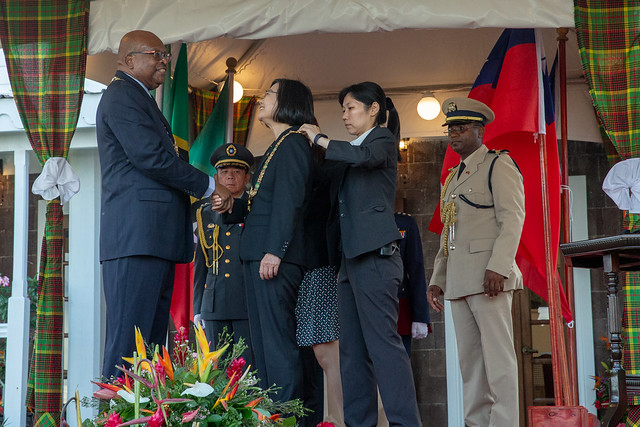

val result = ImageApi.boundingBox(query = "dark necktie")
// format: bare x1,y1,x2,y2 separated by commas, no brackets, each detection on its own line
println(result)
457,162,466,179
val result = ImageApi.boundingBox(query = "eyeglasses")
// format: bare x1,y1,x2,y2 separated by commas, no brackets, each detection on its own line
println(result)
444,124,479,136
128,50,171,61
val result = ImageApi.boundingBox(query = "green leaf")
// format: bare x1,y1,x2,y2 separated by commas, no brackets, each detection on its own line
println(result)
281,416,298,427
206,413,223,423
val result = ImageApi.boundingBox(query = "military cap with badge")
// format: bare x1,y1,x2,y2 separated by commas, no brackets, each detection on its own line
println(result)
442,97,495,126
210,142,255,171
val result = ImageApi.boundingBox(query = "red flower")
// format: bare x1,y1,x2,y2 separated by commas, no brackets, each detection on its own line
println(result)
181,407,200,423
148,408,166,427
93,387,118,400
594,400,602,410
173,326,190,366
317,423,336,427
226,357,246,386
154,360,166,386
104,412,123,427
175,326,189,344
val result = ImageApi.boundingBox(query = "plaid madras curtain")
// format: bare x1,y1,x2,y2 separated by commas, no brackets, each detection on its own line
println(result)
0,1,88,425
575,0,640,424
190,87,257,145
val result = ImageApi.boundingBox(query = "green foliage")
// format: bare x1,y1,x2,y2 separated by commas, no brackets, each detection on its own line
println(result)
0,275,38,403
82,327,306,426
0,275,38,324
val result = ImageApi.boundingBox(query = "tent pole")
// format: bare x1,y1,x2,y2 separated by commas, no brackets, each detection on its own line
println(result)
225,57,237,144
539,133,571,405
557,27,579,405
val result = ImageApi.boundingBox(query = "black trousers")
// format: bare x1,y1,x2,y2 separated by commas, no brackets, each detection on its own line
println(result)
102,255,175,379
244,260,323,426
338,251,421,427
244,261,303,395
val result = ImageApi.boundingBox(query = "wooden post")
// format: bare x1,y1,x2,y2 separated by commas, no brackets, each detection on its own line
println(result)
557,27,579,405
539,133,571,405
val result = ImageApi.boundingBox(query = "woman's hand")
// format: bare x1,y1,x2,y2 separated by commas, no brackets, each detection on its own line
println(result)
259,253,282,280
299,124,321,147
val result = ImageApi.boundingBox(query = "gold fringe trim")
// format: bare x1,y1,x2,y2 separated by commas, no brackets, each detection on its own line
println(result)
196,205,223,274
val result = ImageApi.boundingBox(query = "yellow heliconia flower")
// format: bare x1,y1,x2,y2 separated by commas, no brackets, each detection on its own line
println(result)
213,375,238,410
161,346,174,382
194,323,210,354
194,324,229,369
122,326,151,373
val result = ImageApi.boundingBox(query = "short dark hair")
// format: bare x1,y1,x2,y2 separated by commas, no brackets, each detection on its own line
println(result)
338,81,400,142
271,78,315,126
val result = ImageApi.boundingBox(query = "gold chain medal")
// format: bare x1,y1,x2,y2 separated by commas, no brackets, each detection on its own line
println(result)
247,130,302,211
440,166,458,257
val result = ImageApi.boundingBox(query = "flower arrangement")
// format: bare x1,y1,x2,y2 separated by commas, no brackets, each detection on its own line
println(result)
592,360,611,410
592,336,612,410
81,325,305,426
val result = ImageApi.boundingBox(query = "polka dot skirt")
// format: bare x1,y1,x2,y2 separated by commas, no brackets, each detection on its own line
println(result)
295,265,340,346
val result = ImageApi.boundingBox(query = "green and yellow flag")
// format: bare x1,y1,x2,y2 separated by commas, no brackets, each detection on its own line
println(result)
163,43,190,160
189,74,230,176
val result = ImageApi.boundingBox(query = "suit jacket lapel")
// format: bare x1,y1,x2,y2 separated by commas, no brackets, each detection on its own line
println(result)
116,71,175,143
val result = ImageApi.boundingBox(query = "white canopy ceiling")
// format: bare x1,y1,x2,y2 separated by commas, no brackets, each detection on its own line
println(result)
88,0,574,55
85,0,595,154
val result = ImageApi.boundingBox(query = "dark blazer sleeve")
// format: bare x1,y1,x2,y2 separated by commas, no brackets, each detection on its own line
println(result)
264,133,312,258
325,127,397,169
402,215,430,324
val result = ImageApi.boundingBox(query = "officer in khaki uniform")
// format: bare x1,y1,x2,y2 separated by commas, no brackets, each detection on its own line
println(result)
193,143,254,367
428,97,525,427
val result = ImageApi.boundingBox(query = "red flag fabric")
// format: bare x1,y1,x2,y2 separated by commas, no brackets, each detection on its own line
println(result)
170,262,194,332
429,29,572,322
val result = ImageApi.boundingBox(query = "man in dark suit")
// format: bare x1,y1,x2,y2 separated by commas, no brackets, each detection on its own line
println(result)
96,30,232,379
193,143,254,367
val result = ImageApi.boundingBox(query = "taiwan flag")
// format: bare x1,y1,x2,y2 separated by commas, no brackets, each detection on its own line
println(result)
429,29,572,322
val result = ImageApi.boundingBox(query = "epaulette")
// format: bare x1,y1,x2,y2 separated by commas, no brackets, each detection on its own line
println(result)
488,149,510,155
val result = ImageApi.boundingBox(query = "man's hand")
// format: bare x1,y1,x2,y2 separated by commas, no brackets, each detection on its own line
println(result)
427,285,445,312
211,173,234,213
483,269,505,298
259,253,281,280
411,322,429,339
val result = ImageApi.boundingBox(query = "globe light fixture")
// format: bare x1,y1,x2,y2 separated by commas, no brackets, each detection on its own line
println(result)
221,80,244,103
232,80,244,103
417,92,440,121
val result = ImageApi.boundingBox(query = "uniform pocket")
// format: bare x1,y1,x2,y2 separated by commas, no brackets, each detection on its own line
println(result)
469,238,494,253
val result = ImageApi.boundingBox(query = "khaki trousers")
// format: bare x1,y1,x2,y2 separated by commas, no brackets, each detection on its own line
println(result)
450,291,519,427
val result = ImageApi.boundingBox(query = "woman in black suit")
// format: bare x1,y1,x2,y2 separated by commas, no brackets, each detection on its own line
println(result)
237,79,317,423
300,82,421,426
